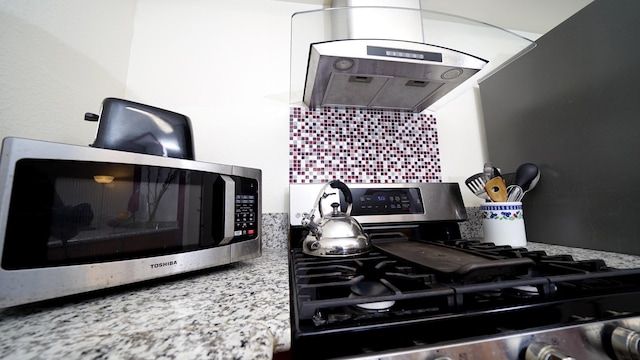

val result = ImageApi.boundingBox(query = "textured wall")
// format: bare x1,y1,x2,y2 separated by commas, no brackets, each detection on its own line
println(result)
0,1,136,146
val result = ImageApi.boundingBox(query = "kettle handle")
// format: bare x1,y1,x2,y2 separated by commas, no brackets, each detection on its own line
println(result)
329,180,353,204
318,180,353,217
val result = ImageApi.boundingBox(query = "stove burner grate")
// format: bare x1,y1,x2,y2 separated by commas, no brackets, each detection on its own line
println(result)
290,240,640,330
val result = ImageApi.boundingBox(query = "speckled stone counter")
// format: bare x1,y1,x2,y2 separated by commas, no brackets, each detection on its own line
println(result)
0,248,290,360
3,212,640,360
526,242,640,269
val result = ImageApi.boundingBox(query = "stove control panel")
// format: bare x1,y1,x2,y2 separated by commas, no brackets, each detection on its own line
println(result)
349,188,423,215
611,326,640,360
289,182,467,226
342,315,640,360
525,342,575,360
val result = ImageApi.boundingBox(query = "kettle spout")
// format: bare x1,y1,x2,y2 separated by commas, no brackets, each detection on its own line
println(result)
301,212,320,235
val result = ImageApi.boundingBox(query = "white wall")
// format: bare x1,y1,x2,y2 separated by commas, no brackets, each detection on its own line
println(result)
436,87,487,207
0,0,136,145
126,0,318,213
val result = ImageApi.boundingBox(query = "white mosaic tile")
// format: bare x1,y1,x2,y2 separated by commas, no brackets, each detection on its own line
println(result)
289,107,441,183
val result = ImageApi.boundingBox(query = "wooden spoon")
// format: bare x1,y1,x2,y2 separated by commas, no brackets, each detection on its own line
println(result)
485,176,508,202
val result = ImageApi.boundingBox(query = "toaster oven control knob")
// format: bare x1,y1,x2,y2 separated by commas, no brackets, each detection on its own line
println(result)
611,327,640,360
525,342,576,360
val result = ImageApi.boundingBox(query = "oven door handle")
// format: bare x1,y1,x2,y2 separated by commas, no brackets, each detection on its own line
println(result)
217,175,236,245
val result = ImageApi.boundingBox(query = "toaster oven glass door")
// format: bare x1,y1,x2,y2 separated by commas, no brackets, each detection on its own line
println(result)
1,159,257,269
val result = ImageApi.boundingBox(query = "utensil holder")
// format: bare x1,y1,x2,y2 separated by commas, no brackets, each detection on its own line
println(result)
481,202,527,247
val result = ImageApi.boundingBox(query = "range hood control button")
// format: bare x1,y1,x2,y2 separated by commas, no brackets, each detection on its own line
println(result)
525,342,576,360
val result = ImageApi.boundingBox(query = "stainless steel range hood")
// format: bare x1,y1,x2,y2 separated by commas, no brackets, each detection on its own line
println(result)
303,39,487,113
290,5,536,113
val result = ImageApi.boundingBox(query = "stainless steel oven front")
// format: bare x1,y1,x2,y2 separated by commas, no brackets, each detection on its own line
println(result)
0,137,261,308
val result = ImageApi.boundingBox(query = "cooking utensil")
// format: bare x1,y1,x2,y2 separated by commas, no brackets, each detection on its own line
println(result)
506,163,540,202
506,186,523,202
300,180,371,257
374,241,534,282
523,166,541,195
483,162,501,181
485,176,508,202
465,173,489,200
483,162,494,181
492,166,501,178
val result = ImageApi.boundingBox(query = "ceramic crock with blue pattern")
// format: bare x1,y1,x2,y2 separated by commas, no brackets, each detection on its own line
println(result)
481,202,523,221
480,202,526,247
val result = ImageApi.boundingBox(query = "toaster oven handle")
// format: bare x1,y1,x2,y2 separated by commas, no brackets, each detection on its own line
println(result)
217,175,236,245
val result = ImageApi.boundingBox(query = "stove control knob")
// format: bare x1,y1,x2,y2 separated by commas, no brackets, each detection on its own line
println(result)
525,342,576,360
612,327,640,360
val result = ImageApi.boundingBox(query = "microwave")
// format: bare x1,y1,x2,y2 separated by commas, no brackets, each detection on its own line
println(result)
0,137,261,308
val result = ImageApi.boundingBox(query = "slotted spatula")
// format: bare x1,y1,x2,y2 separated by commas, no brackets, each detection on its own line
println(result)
465,173,489,200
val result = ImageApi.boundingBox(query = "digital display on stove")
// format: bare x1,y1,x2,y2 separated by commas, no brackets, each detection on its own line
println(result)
347,188,424,215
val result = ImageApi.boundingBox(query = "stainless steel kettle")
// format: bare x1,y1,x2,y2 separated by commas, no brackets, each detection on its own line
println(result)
301,180,371,257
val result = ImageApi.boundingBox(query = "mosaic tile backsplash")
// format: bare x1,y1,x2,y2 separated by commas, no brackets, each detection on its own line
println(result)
289,107,441,183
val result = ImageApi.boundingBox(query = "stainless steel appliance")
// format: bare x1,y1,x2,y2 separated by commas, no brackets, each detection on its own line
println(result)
303,39,487,113
85,97,196,160
288,182,640,359
0,137,261,308
299,180,371,257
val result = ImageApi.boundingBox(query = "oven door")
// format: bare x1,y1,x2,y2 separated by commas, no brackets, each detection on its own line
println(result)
3,158,211,269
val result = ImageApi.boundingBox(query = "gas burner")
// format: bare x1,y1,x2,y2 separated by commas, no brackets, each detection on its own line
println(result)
289,183,640,360
354,301,395,311
349,280,395,310
505,285,541,299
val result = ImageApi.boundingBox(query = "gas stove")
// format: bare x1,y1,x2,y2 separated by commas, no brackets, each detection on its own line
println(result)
288,183,640,360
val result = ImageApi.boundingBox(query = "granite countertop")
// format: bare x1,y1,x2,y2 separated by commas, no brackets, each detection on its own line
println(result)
525,242,640,269
3,239,640,360
0,249,291,360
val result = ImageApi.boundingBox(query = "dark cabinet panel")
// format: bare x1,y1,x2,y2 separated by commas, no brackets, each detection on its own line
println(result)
479,0,640,255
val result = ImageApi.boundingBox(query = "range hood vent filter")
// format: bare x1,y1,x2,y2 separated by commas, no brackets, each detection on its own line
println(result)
303,40,488,113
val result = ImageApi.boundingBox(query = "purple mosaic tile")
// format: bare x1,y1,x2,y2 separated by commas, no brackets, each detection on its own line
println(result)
289,107,441,184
